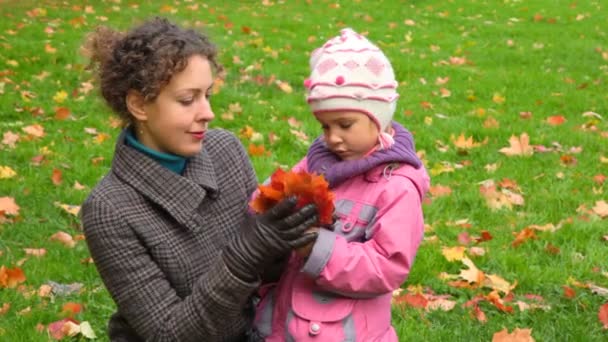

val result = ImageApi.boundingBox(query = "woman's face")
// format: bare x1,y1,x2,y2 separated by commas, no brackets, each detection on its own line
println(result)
138,55,215,157
315,111,379,161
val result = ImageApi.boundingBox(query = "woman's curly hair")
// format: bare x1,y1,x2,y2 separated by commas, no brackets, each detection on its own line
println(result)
82,17,223,125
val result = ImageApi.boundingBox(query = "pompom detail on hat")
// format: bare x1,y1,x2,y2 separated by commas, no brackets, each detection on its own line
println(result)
305,28,399,148
303,78,312,89
378,131,395,150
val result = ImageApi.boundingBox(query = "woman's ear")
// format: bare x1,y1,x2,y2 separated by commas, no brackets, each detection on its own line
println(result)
126,90,147,121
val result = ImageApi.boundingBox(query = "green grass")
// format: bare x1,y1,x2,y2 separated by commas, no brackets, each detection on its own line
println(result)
1,0,607,340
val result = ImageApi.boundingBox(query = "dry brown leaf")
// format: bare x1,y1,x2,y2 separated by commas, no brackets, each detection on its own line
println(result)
22,124,45,138
24,248,46,257
484,274,517,294
49,231,76,248
599,303,608,329
2,131,20,148
492,328,535,342
426,298,457,312
0,303,10,315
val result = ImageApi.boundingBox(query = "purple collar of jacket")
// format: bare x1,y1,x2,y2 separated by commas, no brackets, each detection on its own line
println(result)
306,121,422,188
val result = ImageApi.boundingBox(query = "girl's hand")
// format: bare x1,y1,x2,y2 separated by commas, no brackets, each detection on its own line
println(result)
295,227,320,258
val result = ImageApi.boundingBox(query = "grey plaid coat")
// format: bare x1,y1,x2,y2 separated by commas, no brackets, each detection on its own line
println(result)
82,129,262,341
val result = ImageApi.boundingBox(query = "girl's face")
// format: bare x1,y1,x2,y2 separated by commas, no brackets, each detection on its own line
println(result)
315,111,379,161
137,55,215,157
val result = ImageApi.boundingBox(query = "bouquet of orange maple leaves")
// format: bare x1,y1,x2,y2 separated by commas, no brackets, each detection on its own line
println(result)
249,168,335,226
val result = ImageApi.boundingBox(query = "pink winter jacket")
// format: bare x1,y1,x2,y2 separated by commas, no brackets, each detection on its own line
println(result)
254,158,430,341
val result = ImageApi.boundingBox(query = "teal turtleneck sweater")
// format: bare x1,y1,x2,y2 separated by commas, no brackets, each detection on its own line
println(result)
125,129,188,174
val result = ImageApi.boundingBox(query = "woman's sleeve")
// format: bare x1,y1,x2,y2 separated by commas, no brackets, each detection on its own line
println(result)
300,177,424,297
82,196,260,342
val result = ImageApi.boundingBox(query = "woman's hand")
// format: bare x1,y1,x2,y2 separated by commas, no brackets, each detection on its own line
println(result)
223,197,319,281
295,227,320,258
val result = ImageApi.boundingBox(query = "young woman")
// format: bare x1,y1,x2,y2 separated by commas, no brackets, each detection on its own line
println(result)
81,17,319,341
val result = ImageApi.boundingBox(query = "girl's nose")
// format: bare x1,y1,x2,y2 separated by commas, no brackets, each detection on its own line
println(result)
325,130,342,144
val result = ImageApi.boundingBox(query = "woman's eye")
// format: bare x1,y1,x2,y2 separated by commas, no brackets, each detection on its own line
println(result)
179,98,194,105
205,92,212,100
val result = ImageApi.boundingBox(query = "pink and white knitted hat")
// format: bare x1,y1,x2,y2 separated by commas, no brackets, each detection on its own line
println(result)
304,28,399,149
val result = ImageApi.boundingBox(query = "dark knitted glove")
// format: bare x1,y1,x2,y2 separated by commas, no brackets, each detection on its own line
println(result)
223,197,319,281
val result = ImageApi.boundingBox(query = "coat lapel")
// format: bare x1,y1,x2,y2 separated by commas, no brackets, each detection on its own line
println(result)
110,130,219,232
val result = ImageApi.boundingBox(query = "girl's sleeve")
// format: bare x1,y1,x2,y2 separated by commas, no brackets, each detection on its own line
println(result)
300,175,425,297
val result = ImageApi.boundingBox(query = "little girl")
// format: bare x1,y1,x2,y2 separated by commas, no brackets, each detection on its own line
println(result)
254,28,430,341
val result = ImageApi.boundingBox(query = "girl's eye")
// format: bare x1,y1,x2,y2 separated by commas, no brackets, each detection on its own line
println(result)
339,123,352,129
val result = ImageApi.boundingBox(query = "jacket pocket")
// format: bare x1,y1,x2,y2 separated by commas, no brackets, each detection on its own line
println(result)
287,274,357,341
337,215,369,242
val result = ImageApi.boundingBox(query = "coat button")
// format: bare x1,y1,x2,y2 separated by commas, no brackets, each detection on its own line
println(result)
309,322,321,335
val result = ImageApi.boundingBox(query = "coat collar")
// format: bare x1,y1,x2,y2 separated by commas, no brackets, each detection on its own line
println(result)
111,129,218,232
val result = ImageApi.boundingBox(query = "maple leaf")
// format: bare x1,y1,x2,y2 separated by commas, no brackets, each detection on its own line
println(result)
499,133,534,156
53,90,68,103
54,202,81,216
0,303,10,315
486,290,514,312
441,246,466,262
2,131,20,148
546,115,566,126
512,228,537,247
492,328,535,341
39,284,53,297
248,144,267,157
484,275,517,294
0,165,16,179
0,196,20,216
450,133,485,154
426,297,457,312
563,285,576,299
599,303,608,329
392,293,428,308
239,125,255,139
51,168,62,186
592,200,608,218
54,107,71,120
48,318,80,340
459,257,485,285
0,265,26,288
429,184,452,198
61,302,83,317
290,129,309,143
250,168,335,225
469,246,486,257
276,80,292,93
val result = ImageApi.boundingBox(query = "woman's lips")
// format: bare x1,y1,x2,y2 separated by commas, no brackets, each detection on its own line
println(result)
190,131,205,140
